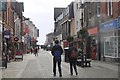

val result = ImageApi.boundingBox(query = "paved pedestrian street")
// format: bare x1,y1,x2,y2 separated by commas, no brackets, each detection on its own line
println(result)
1,49,119,79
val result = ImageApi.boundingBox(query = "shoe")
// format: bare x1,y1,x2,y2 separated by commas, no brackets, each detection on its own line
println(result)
70,73,73,76
76,72,78,75
53,74,56,76
59,74,62,77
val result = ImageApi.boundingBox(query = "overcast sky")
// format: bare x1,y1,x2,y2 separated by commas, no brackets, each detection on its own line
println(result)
17,0,74,45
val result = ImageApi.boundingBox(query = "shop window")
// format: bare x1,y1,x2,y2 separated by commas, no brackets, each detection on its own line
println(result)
96,2,100,17
76,3,79,9
104,36,118,58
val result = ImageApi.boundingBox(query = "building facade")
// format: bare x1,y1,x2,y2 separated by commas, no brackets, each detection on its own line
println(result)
45,32,53,46
99,1,120,61
83,1,120,61
54,8,65,47
73,0,83,38
24,18,38,50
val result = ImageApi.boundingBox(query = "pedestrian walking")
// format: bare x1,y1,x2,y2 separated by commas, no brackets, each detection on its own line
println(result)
34,46,38,56
30,46,33,54
68,43,78,76
51,40,63,77
92,40,97,60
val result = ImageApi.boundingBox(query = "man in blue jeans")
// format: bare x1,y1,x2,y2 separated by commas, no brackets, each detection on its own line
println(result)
51,40,63,77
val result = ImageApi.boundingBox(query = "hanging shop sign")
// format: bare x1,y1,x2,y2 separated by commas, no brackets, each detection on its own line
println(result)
14,37,19,41
3,30,10,38
0,22,2,32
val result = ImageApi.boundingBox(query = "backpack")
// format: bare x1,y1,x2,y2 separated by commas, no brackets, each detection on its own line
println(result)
70,50,77,58
54,50,61,57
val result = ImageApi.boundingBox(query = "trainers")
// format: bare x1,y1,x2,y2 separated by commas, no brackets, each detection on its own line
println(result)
53,74,56,76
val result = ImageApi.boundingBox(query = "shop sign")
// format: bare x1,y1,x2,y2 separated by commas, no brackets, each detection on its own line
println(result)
100,19,117,32
0,23,2,32
25,26,29,33
37,29,39,37
14,37,19,41
3,30,10,38
88,27,97,35
22,36,24,42
118,16,120,29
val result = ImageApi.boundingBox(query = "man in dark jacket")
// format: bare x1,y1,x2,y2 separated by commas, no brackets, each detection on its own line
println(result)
51,40,63,77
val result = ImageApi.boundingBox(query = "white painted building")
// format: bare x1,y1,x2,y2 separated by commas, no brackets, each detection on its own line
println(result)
74,0,83,38
54,13,63,46
34,27,37,40
14,13,21,41
25,19,37,40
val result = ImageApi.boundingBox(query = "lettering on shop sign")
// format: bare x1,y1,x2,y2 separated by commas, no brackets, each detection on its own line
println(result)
100,19,117,32
118,17,120,28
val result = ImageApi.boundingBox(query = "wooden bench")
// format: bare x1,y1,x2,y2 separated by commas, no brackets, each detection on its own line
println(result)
77,59,92,67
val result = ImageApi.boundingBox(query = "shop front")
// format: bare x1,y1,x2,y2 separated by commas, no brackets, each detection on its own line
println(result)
88,27,98,40
100,19,119,62
117,16,120,59
0,21,2,61
88,27,98,60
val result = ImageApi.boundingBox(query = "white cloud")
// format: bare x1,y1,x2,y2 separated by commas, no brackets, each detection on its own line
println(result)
53,0,75,7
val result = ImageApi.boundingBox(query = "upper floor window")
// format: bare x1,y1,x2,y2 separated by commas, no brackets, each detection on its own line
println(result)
96,2,100,17
107,0,113,16
76,21,78,27
76,3,79,9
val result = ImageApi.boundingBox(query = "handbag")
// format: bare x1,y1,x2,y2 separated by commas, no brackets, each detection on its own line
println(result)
70,50,77,58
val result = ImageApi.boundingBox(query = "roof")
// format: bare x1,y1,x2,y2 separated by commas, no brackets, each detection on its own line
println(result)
54,8,65,20
46,32,53,36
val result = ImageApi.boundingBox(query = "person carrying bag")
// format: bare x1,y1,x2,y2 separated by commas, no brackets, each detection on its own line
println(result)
68,43,78,76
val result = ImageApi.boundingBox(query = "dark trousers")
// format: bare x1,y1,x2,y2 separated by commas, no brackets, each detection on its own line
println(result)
53,57,62,76
69,59,78,75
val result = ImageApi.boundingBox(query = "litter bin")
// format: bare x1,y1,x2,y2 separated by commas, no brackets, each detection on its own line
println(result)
64,47,69,62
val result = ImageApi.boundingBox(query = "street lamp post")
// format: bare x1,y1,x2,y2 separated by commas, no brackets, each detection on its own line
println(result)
80,3,84,67
2,1,7,53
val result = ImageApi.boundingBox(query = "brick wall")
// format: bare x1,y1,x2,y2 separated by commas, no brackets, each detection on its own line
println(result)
113,2,119,19
100,2,120,20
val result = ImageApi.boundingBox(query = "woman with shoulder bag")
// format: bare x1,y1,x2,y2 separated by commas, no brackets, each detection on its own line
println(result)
68,43,78,76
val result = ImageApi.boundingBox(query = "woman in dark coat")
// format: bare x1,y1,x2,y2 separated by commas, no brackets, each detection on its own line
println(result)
68,43,78,76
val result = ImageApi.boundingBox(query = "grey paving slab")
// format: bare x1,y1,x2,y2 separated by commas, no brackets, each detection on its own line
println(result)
1,49,119,78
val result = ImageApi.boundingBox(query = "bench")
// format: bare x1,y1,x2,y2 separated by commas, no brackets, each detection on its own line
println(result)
77,59,92,67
